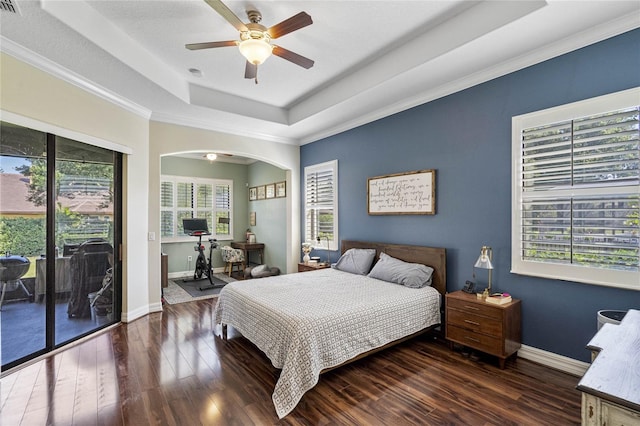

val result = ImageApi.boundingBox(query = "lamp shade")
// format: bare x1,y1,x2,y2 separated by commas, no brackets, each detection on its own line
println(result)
474,246,493,269
239,38,273,65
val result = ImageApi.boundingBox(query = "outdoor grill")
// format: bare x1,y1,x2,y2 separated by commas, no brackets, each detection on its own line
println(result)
0,253,32,308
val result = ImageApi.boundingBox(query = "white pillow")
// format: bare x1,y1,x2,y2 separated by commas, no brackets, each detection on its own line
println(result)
333,248,377,275
368,252,434,288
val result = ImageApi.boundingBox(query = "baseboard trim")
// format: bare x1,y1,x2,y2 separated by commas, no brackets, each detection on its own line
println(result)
121,303,161,323
518,344,589,377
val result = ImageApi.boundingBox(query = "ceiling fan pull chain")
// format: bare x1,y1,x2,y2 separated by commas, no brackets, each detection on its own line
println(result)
255,66,259,84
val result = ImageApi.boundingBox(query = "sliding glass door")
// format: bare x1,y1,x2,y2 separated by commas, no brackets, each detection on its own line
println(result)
0,123,48,364
0,122,122,371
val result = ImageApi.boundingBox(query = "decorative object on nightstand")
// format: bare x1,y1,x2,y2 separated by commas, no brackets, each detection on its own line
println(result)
302,242,313,264
485,293,512,305
298,262,330,273
473,245,494,293
445,290,521,369
316,235,330,264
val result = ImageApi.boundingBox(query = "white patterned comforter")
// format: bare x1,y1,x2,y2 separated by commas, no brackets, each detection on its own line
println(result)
213,268,441,418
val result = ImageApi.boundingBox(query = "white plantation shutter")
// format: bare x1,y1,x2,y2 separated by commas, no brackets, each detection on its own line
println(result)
215,183,231,237
160,181,174,237
160,176,233,241
305,160,338,250
513,88,640,290
176,182,193,236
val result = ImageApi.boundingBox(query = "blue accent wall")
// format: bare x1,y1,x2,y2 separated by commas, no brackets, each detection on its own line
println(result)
301,29,640,362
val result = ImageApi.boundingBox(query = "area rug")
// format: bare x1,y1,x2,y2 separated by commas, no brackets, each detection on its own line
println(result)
163,273,236,305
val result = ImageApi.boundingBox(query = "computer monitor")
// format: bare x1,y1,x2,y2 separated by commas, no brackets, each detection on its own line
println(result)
182,218,209,235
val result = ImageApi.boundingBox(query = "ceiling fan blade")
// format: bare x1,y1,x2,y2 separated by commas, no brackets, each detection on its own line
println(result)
244,62,257,79
267,12,312,39
204,0,248,32
272,46,314,69
186,40,237,50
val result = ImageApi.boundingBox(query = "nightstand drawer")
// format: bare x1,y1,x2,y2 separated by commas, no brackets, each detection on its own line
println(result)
447,309,502,337
447,324,502,354
447,297,503,320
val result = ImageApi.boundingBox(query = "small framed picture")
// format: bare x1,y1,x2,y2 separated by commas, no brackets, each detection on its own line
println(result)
257,185,266,200
249,187,257,201
249,211,256,226
266,183,275,199
276,181,286,198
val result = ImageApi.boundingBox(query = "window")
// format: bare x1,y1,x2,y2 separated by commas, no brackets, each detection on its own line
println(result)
512,88,639,290
161,175,232,241
305,160,338,250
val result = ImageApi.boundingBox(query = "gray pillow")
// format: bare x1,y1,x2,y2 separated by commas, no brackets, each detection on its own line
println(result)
368,252,434,288
251,264,270,277
334,248,377,275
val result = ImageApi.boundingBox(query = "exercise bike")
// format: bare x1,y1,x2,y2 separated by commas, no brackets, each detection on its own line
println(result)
192,232,220,291
182,218,223,291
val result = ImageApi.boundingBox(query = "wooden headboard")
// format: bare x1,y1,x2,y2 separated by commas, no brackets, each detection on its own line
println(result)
341,240,447,296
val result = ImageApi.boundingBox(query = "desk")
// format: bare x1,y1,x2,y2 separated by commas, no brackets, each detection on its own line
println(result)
230,242,265,266
35,256,73,301
577,309,640,425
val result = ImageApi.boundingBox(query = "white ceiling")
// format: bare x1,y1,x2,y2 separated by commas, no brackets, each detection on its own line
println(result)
1,1,639,147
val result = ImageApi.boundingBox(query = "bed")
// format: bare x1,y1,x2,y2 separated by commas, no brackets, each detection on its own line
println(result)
213,240,447,418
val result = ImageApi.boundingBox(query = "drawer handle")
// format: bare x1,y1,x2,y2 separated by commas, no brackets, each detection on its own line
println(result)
588,405,593,418
464,319,480,326
464,336,480,343
464,305,480,311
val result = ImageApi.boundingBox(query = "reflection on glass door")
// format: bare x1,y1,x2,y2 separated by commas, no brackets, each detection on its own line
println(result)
0,122,121,371
55,136,117,345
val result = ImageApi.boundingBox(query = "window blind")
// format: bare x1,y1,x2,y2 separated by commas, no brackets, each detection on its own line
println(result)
215,184,231,235
304,161,338,248
160,182,173,237
160,176,233,240
520,106,640,272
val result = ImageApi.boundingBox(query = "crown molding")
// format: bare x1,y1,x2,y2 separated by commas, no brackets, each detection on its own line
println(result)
0,36,152,120
149,112,298,146
299,14,640,145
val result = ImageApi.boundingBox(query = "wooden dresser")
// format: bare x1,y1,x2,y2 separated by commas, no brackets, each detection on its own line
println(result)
577,309,640,425
445,290,521,369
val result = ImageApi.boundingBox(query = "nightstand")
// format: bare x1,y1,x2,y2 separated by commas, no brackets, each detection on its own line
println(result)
445,290,521,369
297,262,330,273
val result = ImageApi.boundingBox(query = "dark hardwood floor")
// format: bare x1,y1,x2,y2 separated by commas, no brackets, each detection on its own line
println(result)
1,299,582,425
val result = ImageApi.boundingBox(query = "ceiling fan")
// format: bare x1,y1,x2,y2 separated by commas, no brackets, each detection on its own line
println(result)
186,0,314,83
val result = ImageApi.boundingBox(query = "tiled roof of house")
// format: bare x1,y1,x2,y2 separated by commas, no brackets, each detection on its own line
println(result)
0,173,112,215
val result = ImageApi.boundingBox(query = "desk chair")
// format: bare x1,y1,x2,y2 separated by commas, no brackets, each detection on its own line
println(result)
221,246,245,277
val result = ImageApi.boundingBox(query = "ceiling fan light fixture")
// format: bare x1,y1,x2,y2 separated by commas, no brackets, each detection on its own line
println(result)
239,36,273,65
206,153,217,161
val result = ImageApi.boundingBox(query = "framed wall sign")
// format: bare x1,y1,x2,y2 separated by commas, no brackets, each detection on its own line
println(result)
276,181,286,198
367,169,436,215
249,187,257,201
257,185,266,200
266,183,275,199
